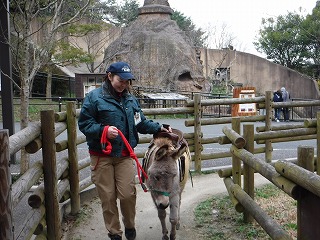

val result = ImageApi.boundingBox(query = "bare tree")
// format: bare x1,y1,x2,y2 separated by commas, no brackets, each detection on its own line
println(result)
204,22,236,50
8,0,90,173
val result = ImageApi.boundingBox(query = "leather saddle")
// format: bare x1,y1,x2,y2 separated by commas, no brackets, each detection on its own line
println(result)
143,128,188,183
153,128,188,149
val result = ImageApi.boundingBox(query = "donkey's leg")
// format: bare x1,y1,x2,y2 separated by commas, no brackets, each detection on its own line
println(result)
169,195,180,240
158,208,169,240
176,193,183,230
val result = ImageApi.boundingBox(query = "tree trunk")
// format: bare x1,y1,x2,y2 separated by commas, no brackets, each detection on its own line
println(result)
46,66,53,102
20,36,31,174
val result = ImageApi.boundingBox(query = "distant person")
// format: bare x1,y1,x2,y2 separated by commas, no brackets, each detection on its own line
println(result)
78,61,171,240
273,89,283,122
281,87,290,121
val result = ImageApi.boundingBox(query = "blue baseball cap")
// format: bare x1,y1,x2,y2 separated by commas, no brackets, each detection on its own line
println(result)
106,62,135,80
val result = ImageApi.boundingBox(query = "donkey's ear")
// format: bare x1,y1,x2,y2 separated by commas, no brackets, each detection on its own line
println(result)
155,145,169,160
172,142,187,159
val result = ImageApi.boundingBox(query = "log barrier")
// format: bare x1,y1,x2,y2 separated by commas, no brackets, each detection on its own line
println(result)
2,91,320,239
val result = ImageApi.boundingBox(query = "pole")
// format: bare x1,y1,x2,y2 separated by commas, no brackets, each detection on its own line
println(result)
0,0,15,160
0,129,14,239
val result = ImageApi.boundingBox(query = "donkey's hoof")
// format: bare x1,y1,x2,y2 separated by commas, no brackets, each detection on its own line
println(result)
176,223,180,230
162,235,169,240
169,234,176,240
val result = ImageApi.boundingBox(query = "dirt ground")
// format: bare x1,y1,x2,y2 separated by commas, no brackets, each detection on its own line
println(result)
62,173,270,240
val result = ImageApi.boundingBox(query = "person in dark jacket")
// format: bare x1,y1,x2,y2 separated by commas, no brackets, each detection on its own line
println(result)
78,61,171,240
273,89,283,122
281,87,290,121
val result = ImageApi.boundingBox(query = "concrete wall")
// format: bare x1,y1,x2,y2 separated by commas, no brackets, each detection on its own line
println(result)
200,48,319,99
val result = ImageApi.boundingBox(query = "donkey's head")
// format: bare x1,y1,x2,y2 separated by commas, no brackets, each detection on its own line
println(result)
146,138,187,209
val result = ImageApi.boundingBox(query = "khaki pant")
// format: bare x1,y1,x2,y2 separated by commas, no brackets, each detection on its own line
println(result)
90,155,136,236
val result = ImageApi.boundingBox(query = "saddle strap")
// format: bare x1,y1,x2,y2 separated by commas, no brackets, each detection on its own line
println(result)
179,155,186,182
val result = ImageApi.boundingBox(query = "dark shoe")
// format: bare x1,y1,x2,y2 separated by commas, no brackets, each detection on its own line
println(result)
108,233,122,240
125,228,136,240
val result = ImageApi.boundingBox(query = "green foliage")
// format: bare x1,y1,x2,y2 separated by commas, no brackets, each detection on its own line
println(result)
285,223,297,230
194,198,215,224
255,184,279,198
171,10,207,48
194,184,296,239
53,42,94,66
300,4,320,77
102,0,139,27
12,174,21,184
194,195,264,240
254,12,306,69
28,105,38,114
254,3,320,78
65,23,106,36
172,11,194,31
115,0,139,27
0,98,64,121
211,85,228,95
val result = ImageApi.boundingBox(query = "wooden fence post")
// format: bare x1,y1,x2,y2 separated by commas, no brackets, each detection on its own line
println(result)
66,101,80,214
193,93,202,173
264,91,273,162
0,129,14,239
317,112,320,175
232,117,241,186
297,145,320,240
243,124,254,223
41,110,61,239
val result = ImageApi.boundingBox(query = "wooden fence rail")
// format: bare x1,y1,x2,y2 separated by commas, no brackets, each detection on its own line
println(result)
219,112,320,239
1,91,320,239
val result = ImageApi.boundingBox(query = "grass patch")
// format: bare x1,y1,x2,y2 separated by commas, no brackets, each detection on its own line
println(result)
73,203,94,227
63,198,96,231
0,98,67,121
12,174,21,183
146,113,193,119
193,184,297,240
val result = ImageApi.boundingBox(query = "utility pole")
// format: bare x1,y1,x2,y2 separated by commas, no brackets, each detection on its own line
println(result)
0,1,15,134
0,0,15,163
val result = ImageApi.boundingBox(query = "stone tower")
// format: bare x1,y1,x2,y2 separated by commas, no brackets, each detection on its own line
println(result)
102,0,207,92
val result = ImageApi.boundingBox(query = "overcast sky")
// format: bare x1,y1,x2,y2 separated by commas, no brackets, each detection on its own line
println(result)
136,0,318,58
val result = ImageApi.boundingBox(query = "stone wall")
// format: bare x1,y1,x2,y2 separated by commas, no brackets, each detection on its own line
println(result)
200,48,319,99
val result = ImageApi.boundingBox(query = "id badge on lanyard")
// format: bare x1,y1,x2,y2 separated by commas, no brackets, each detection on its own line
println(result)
134,111,142,125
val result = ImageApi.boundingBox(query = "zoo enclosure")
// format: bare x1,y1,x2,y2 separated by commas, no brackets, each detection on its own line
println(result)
1,91,320,239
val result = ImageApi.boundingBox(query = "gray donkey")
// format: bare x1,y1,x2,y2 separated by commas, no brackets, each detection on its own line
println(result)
142,129,191,240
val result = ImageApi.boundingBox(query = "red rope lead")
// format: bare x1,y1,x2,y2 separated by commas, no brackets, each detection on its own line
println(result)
101,126,112,155
101,126,148,192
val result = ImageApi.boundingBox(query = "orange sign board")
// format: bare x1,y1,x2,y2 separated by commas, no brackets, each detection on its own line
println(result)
232,87,256,116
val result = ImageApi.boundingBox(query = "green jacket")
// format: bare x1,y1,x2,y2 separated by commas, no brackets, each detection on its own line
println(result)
78,83,161,157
